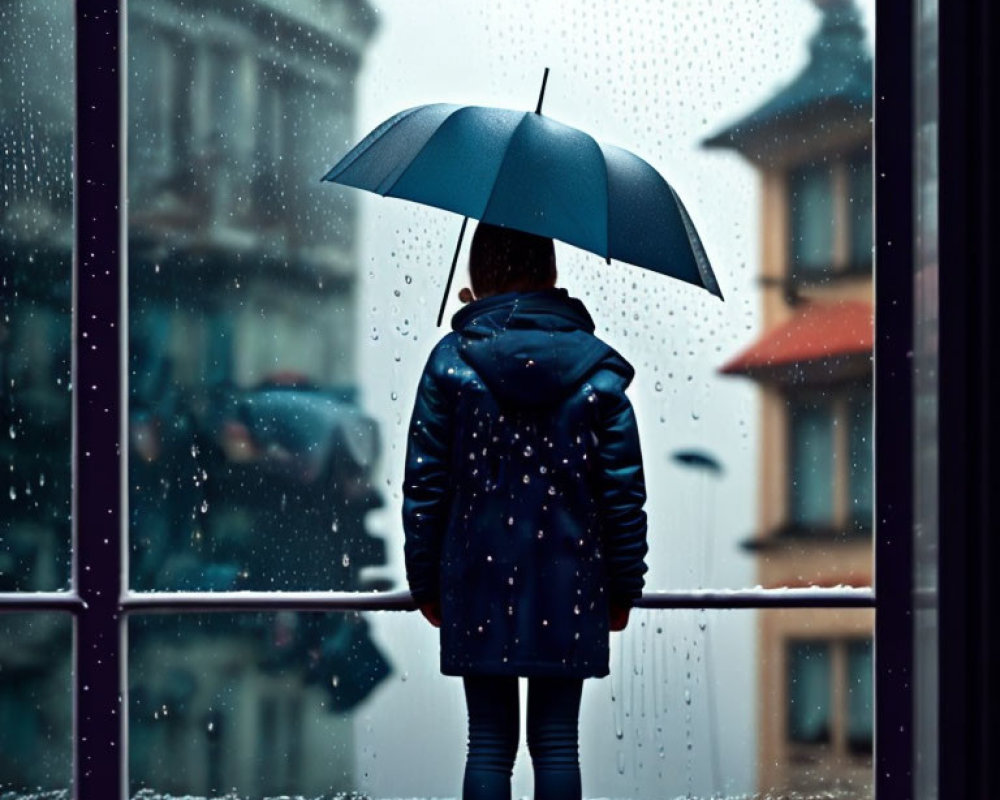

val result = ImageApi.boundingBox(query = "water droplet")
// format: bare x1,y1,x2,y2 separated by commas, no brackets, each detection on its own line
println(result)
8,486,16,501
342,553,351,567
8,425,15,439
654,381,663,392
199,500,209,514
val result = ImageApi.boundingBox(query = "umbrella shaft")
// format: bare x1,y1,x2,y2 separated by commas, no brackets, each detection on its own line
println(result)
437,216,470,328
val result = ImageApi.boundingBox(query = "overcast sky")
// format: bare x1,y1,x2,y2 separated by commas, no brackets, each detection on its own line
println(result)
346,2,875,796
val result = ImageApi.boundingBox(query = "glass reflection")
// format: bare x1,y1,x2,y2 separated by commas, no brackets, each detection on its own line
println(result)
128,609,871,799
0,614,72,792
127,0,386,592
129,612,393,797
0,0,73,592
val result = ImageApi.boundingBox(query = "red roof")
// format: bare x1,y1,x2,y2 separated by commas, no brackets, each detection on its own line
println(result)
721,300,873,375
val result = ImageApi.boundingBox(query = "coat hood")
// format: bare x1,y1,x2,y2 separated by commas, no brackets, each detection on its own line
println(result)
450,288,634,407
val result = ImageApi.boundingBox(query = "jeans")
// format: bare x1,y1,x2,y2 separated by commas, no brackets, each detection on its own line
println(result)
462,675,584,800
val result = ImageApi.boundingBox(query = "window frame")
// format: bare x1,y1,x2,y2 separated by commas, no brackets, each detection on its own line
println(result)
0,1,936,798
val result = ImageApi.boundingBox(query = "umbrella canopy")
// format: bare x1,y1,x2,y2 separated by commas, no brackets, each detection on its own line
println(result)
322,101,723,302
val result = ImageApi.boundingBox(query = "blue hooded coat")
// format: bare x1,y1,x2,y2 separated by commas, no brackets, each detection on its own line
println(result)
402,288,648,678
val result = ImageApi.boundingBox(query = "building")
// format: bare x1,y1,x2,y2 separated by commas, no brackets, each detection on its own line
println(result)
2,0,390,795
706,0,874,794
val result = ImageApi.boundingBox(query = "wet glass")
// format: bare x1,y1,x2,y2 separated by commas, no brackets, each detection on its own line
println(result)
128,608,872,799
0,0,73,593
0,613,72,793
127,0,381,592
126,0,875,570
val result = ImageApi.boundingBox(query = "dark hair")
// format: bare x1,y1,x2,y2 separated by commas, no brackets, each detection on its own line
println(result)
468,222,557,297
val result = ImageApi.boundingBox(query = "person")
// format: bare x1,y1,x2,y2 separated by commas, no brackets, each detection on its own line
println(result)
402,221,648,800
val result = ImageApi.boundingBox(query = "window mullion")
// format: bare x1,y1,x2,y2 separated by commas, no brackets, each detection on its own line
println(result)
874,0,916,797
75,1,124,799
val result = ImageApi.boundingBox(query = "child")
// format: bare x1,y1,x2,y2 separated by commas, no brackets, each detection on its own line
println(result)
403,221,648,800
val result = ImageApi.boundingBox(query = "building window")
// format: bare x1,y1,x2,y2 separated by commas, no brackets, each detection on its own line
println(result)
846,638,874,754
787,640,833,745
848,149,874,271
787,387,873,536
786,637,873,755
847,393,874,531
790,161,836,277
789,398,836,529
789,148,873,283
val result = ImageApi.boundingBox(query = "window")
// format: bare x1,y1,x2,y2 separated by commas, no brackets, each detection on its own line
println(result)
789,398,836,529
846,638,874,754
1,1,947,799
786,637,873,755
790,161,836,276
788,148,873,283
787,387,872,536
787,640,832,744
847,150,874,271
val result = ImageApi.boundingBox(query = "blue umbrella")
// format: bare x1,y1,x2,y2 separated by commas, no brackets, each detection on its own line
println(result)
322,70,723,324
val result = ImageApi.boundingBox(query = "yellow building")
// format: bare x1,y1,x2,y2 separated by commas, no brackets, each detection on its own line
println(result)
706,0,874,794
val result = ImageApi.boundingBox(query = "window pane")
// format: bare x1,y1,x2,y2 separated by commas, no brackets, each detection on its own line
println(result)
0,613,72,793
789,400,835,528
0,0,73,592
790,162,836,275
128,0,873,592
127,1,380,593
129,608,872,799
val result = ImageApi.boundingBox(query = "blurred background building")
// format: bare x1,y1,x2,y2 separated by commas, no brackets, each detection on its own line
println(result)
1,0,75,786
707,0,874,794
3,0,393,795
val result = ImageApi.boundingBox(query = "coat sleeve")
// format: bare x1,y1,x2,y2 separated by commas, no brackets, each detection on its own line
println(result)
594,383,649,607
401,352,454,605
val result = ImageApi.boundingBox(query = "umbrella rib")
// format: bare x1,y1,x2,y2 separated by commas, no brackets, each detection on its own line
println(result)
375,106,472,199
477,111,539,224
601,146,612,263
322,105,436,184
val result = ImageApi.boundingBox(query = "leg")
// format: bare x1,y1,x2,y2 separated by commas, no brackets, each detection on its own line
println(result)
463,675,520,800
526,676,584,800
